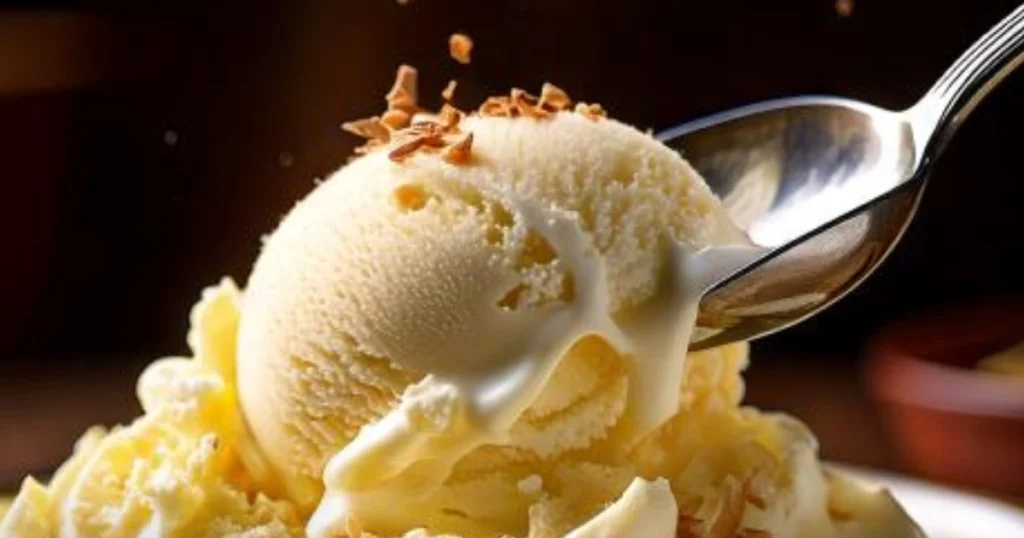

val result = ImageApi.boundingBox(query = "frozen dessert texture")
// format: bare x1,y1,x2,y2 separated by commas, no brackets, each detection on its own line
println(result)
0,281,304,538
0,74,924,538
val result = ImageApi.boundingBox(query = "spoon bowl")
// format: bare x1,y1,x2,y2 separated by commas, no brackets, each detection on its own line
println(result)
671,4,1024,349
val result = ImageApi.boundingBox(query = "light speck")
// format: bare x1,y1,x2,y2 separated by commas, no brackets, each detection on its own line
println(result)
278,152,295,168
163,130,179,146
835,0,854,17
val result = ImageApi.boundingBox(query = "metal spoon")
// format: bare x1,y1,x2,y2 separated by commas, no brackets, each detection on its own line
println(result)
666,4,1024,350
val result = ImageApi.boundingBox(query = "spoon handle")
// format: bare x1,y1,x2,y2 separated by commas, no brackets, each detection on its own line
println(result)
911,3,1024,159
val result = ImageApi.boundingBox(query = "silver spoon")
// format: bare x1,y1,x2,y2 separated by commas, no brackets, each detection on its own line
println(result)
666,4,1024,350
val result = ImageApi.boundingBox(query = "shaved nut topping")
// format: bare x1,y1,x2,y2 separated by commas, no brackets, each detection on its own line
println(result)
443,133,474,164
438,104,463,130
386,64,419,113
538,83,572,111
574,101,607,120
381,109,412,131
449,33,473,64
341,65,605,163
342,117,389,141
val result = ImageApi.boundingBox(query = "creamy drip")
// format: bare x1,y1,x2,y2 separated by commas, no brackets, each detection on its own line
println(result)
307,194,763,538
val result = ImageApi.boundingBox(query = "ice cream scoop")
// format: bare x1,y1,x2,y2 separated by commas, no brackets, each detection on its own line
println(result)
234,92,923,537
236,109,747,532
663,3,1024,350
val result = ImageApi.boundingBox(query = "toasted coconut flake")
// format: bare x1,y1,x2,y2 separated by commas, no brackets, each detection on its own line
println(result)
381,109,412,131
438,104,463,130
479,96,511,117
511,88,549,118
443,133,473,164
449,33,474,64
342,117,389,140
441,79,458,102
538,83,572,111
574,101,606,120
388,137,426,162
386,65,419,113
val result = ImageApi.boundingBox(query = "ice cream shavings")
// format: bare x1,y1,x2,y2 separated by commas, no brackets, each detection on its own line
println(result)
677,477,772,538
449,33,473,64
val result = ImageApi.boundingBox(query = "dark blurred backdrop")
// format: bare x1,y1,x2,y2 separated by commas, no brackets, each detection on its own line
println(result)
1,0,1022,487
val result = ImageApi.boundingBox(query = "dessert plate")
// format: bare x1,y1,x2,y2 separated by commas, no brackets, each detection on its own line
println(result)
836,463,1024,538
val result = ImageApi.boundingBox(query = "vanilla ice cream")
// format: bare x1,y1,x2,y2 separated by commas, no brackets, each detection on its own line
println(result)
0,79,924,538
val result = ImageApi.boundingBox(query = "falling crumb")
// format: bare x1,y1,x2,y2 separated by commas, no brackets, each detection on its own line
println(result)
441,79,458,102
163,130,179,146
835,0,854,17
442,133,473,164
449,33,473,64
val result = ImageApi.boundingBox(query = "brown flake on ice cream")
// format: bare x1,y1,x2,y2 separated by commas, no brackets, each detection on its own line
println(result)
386,64,419,113
442,133,474,164
574,101,607,120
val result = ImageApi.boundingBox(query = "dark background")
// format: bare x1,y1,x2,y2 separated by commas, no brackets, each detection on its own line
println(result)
1,0,1022,490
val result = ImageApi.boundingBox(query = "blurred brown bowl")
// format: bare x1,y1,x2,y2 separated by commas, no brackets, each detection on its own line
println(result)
864,299,1024,499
